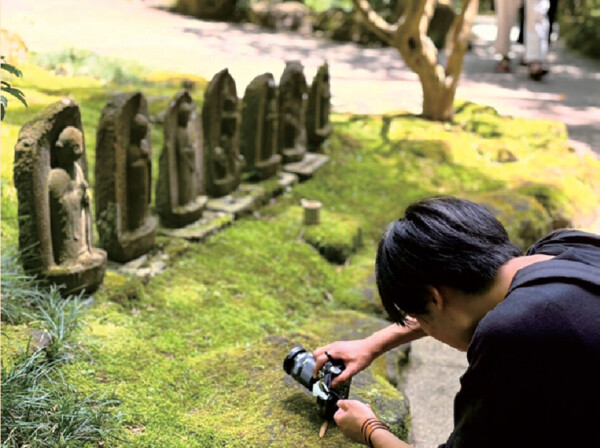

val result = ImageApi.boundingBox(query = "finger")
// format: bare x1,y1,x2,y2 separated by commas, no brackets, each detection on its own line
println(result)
312,353,329,378
312,344,331,358
331,366,356,387
336,399,349,411
333,408,345,425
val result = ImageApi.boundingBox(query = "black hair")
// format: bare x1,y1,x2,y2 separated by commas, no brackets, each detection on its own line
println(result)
376,197,521,325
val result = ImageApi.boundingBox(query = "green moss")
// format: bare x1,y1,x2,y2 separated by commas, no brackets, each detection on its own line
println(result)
281,206,363,264
1,325,34,371
3,58,600,447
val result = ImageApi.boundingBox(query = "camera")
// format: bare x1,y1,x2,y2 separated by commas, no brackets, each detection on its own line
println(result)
283,346,351,420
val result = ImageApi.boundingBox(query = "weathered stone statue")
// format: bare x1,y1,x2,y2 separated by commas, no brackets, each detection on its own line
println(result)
203,68,244,197
306,63,333,150
95,92,157,262
13,99,106,294
156,91,206,228
278,61,308,164
240,73,282,180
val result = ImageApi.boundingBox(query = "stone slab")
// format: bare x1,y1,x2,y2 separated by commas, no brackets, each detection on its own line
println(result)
158,210,234,241
283,152,329,180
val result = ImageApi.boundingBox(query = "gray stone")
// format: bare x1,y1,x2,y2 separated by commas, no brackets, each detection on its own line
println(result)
156,91,207,228
13,99,107,295
279,61,308,164
240,73,282,180
95,92,157,262
159,210,234,241
283,152,329,181
203,69,245,197
306,63,333,152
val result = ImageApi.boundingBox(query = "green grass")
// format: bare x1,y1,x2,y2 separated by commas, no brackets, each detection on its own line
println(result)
1,54,600,446
1,252,123,448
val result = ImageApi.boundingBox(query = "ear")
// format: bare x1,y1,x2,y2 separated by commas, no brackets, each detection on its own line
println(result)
426,285,446,312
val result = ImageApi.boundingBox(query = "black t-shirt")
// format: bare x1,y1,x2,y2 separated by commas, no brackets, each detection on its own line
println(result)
440,230,600,448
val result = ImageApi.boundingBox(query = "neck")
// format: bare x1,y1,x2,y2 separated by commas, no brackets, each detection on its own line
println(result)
461,254,555,345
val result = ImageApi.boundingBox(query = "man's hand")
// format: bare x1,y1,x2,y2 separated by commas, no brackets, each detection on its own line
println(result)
312,338,377,387
334,399,376,444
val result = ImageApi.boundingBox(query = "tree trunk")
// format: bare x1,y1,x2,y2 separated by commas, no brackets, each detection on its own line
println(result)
352,0,479,122
421,80,456,121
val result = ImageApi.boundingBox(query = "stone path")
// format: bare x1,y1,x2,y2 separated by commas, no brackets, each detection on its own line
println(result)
3,2,598,447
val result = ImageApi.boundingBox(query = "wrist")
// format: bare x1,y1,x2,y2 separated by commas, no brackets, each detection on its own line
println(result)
361,417,390,448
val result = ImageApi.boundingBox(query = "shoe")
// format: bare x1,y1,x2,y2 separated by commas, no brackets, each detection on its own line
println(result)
529,61,549,81
494,57,511,73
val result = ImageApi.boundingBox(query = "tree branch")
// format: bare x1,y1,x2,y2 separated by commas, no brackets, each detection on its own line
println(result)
444,0,479,89
351,0,397,46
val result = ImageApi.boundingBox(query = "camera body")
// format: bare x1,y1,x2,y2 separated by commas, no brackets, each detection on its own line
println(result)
283,346,351,420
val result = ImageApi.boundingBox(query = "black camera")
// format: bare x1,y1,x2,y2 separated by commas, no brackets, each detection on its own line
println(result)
283,346,351,420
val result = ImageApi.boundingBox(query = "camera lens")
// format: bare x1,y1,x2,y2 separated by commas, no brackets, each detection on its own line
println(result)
283,346,316,390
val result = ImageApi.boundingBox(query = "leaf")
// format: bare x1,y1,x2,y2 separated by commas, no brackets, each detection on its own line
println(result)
1,62,23,78
1,86,27,107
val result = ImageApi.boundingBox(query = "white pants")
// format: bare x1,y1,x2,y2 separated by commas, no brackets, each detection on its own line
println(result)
494,0,550,61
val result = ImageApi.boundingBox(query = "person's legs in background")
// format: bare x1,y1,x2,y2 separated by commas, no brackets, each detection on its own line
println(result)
494,0,522,72
525,0,551,80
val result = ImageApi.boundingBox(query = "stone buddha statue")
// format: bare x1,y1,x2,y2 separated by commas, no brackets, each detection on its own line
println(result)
203,69,244,197
240,73,282,180
126,112,152,231
155,91,206,228
176,102,199,206
48,126,96,266
306,63,333,150
278,61,308,164
96,92,157,262
14,99,106,293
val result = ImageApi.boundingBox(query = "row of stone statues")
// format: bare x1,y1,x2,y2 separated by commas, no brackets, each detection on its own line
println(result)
13,62,332,295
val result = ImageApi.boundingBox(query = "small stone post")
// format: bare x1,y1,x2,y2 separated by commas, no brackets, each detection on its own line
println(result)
301,199,322,225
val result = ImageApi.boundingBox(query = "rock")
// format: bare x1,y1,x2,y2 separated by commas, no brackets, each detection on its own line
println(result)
176,0,237,21
249,1,313,33
470,191,552,251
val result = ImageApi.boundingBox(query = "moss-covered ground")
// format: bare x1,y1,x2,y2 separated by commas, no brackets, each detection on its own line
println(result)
2,54,599,447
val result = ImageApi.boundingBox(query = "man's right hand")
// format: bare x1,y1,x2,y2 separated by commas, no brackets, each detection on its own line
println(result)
312,338,377,387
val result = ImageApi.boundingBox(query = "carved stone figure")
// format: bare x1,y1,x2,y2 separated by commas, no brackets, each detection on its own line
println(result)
13,99,106,294
203,69,244,197
95,92,157,262
278,61,308,164
240,73,282,180
156,91,207,228
306,63,333,150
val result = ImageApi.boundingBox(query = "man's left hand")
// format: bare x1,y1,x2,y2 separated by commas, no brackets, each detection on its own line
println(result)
334,399,377,444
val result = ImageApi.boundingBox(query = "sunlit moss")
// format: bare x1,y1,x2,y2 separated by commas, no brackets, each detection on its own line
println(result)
2,57,600,447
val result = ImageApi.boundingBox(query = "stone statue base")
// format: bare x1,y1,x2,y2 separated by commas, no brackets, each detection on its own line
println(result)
207,184,265,218
208,173,299,218
97,204,158,263
252,153,282,181
115,216,158,263
159,211,234,241
159,195,208,228
45,248,107,295
283,152,329,181
281,147,306,164
308,124,333,152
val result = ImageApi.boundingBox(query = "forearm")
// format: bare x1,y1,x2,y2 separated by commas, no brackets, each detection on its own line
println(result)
367,322,426,358
370,427,414,448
